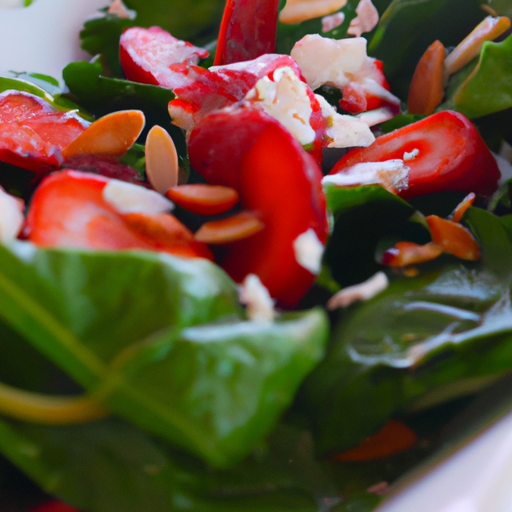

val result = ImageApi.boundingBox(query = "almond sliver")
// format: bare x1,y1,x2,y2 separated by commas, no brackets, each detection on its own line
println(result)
195,211,264,244
62,110,145,159
145,125,179,193
165,184,238,215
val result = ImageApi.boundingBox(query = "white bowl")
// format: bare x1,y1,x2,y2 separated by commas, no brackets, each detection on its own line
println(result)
0,0,108,81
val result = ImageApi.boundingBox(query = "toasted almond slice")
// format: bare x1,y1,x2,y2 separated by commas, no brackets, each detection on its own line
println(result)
194,211,264,244
382,241,443,267
444,16,511,79
279,0,347,24
145,125,179,194
427,215,480,260
407,40,446,115
62,110,145,159
165,184,239,215
452,192,476,223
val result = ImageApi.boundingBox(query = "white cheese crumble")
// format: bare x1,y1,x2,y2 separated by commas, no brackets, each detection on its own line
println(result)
322,159,410,193
0,188,24,243
322,11,346,32
293,228,325,275
356,107,396,127
291,34,368,91
316,94,375,147
245,66,316,146
403,148,420,161
347,0,379,37
102,180,174,214
327,271,389,309
238,274,276,322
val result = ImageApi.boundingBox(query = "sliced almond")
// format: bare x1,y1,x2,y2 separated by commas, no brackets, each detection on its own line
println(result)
427,215,480,260
444,16,511,80
145,125,179,194
62,110,145,159
194,211,264,244
165,184,238,215
279,0,347,24
407,40,446,115
382,241,443,267
451,192,476,223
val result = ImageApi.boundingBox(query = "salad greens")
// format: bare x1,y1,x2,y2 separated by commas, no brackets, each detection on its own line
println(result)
2,0,512,511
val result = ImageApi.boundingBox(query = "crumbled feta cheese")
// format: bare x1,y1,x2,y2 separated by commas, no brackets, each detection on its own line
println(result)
347,0,379,37
279,0,347,24
358,78,401,105
238,274,276,322
0,188,24,243
246,66,316,146
293,228,325,275
291,35,368,91
322,11,346,32
316,94,375,147
102,179,174,214
322,159,410,193
327,271,389,309
356,107,396,127
403,148,420,161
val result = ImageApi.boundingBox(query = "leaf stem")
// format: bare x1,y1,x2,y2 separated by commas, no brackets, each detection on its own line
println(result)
0,381,109,424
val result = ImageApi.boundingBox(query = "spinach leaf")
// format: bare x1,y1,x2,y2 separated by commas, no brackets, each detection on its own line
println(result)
304,207,512,454
441,35,512,119
80,11,136,77
322,184,417,287
369,0,485,98
0,243,328,467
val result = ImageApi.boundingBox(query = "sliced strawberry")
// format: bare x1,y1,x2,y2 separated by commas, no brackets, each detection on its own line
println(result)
120,26,208,87
189,108,328,307
168,54,305,131
330,110,501,199
26,170,212,259
214,0,280,65
0,91,88,174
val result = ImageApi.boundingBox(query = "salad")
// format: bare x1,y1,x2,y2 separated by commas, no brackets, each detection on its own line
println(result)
1,0,512,511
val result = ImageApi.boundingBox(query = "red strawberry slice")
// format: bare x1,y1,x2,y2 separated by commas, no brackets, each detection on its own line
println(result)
214,0,280,65
330,110,501,199
120,26,209,87
189,108,328,307
26,170,212,259
0,91,88,174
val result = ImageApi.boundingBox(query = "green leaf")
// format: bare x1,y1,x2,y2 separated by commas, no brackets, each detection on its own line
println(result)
0,416,385,512
80,11,136,77
101,309,328,466
441,35,512,118
369,0,485,98
304,207,512,453
0,242,328,467
123,0,226,43
322,184,416,287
